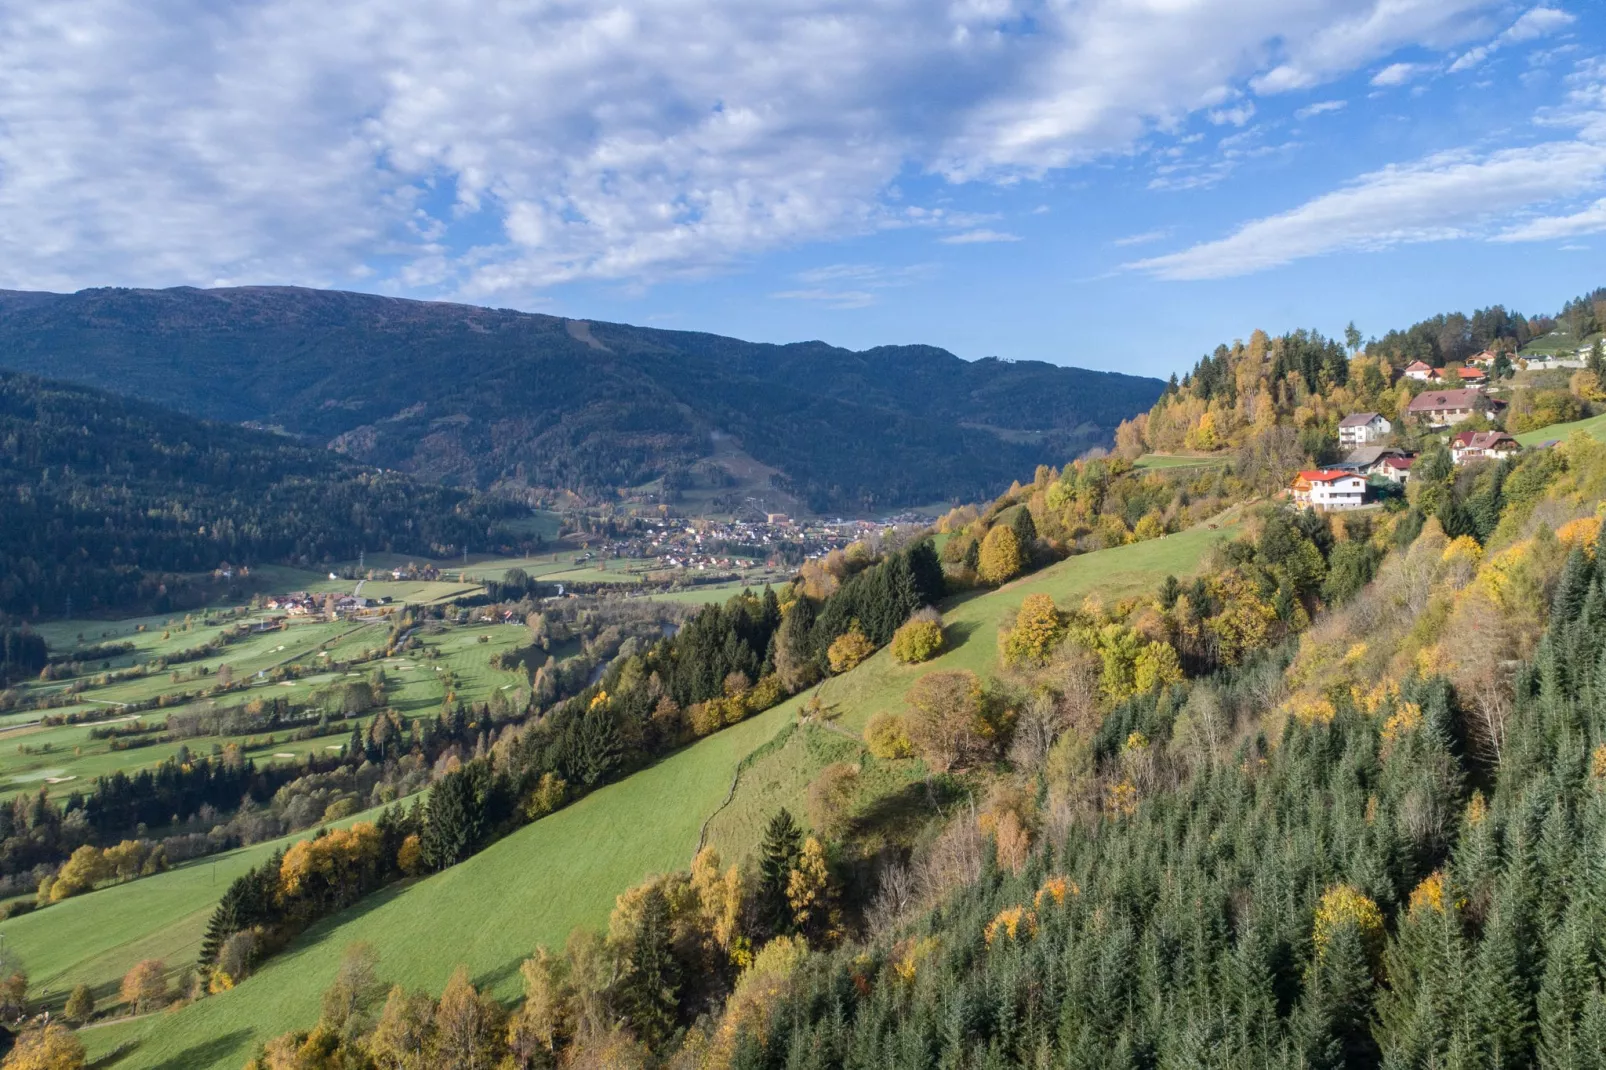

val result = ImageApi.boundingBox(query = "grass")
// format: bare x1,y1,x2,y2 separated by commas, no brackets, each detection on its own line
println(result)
0,796,420,1018
1514,410,1606,446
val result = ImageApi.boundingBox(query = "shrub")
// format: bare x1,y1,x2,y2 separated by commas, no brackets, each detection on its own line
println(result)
890,611,944,665
864,713,913,759
827,625,875,674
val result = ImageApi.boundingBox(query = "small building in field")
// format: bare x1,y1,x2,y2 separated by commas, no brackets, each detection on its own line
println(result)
1337,412,1391,448
1291,469,1368,510
1405,387,1496,428
1404,360,1435,381
1451,430,1521,466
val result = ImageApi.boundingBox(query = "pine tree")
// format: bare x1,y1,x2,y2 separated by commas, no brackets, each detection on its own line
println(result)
620,884,681,1048
759,808,803,935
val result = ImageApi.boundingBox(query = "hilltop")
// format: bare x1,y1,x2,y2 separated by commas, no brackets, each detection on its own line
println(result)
0,286,1164,513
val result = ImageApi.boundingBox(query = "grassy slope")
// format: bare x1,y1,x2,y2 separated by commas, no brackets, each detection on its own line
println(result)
1133,453,1230,470
102,703,794,1070
703,517,1243,860
84,520,1239,1069
1515,410,1606,446
1,796,418,1012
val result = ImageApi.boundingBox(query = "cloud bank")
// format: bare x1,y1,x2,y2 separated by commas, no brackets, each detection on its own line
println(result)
0,0,1566,296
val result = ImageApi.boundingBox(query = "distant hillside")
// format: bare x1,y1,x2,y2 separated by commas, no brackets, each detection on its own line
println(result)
0,371,525,617
0,286,1163,512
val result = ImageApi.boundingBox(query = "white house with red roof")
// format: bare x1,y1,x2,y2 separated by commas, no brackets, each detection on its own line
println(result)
1290,469,1368,510
1404,360,1435,381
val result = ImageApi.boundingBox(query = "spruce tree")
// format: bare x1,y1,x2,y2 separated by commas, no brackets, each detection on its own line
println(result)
759,808,803,935
620,884,681,1048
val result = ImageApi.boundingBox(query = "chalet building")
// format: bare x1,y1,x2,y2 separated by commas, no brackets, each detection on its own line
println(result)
1405,387,1499,428
1451,430,1521,466
1337,412,1391,448
1404,361,1435,381
1291,469,1368,510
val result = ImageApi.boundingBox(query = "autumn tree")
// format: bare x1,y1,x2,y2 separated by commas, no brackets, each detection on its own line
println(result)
1,1023,84,1070
889,609,944,664
1001,594,1064,665
63,985,94,1025
806,762,859,839
977,526,1023,586
369,986,437,1070
904,670,995,772
320,942,384,1038
826,624,874,674
120,960,168,1015
432,966,505,1070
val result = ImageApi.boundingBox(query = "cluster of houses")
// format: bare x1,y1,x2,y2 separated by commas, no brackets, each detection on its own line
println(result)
261,592,392,619
1292,407,1527,511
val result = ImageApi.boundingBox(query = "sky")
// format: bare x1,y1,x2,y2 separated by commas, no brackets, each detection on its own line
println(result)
1,0,1603,380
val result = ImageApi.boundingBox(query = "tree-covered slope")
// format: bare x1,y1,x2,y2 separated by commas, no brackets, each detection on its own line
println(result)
0,371,524,617
0,286,1163,510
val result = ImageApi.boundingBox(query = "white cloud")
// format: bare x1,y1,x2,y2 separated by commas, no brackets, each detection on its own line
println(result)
939,229,1021,244
1130,120,1606,279
1495,197,1606,241
1371,62,1427,86
0,0,1523,294
1111,228,1174,247
1295,99,1349,119
1450,5,1575,71
769,289,878,309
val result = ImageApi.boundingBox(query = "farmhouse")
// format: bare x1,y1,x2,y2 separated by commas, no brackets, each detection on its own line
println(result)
1405,387,1497,428
1337,412,1391,448
1290,469,1368,510
1451,430,1521,466
1404,360,1435,381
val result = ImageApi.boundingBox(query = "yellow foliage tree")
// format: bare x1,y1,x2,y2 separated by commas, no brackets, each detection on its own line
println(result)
827,625,875,674
977,525,1023,585
1133,510,1166,541
2,1023,85,1070
1312,884,1385,970
863,713,913,759
1132,641,1183,693
1001,594,1064,665
890,615,944,664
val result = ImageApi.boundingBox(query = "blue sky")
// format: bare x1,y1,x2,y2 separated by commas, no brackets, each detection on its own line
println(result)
1,1,1603,380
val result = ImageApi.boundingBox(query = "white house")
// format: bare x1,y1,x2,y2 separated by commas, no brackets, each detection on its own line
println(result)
1404,360,1435,381
1291,470,1368,510
1337,412,1391,448
1374,455,1414,485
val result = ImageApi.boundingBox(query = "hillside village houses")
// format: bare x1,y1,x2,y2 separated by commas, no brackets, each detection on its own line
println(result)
1290,469,1368,510
1337,412,1391,448
1451,430,1522,466
1375,454,1415,484
1405,387,1502,428
1404,360,1435,381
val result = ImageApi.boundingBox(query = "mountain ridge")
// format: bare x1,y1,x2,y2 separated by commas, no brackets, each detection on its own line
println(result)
0,285,1163,511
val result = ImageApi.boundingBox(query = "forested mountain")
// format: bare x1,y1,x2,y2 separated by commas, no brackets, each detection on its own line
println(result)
0,371,525,617
0,286,1163,511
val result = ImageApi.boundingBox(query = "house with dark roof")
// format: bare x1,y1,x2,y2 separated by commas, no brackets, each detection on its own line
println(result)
1337,412,1391,448
1451,430,1521,466
1405,387,1499,428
